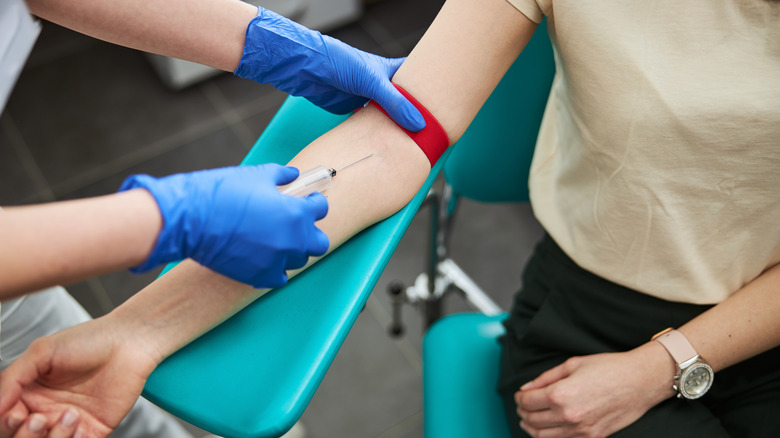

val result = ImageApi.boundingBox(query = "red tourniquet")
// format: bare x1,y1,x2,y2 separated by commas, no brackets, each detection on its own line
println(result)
366,84,450,166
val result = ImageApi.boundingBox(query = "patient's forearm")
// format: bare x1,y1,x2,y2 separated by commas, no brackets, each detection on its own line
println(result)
113,106,428,363
110,0,537,366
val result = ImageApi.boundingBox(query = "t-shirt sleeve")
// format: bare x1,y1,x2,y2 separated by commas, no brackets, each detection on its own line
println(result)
504,0,549,24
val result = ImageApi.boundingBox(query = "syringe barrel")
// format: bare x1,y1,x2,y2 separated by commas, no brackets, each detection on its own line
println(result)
281,165,333,197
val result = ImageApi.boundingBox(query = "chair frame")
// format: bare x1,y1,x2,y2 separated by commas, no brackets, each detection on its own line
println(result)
388,183,504,334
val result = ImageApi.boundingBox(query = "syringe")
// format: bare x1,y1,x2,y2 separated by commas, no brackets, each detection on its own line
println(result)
282,153,374,197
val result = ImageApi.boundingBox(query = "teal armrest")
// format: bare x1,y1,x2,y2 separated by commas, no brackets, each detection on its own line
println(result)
423,313,511,438
141,96,449,438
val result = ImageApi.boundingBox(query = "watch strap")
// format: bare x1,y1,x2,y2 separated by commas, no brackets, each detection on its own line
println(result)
652,328,698,364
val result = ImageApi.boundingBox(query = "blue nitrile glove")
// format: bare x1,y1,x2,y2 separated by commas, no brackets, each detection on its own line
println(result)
119,164,329,289
234,7,425,132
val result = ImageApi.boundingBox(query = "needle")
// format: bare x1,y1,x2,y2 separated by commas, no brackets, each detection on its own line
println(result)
334,153,374,174
282,153,375,197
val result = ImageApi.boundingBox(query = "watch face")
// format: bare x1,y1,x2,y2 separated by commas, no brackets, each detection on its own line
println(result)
680,363,714,399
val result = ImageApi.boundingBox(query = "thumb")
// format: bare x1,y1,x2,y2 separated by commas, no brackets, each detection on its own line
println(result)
373,84,426,132
0,374,22,419
0,345,49,414
269,165,300,186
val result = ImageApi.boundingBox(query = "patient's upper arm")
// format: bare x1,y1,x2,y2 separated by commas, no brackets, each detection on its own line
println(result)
287,0,537,250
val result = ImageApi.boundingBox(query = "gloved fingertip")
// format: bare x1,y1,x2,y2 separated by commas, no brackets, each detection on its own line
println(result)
306,192,329,220
285,165,300,177
377,87,426,132
273,165,300,186
399,104,426,132
284,254,309,271
311,230,330,256
257,272,288,289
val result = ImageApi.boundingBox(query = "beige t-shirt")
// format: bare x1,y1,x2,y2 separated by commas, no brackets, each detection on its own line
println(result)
507,0,780,304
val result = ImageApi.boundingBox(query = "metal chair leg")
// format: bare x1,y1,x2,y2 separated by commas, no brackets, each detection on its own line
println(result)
386,182,501,336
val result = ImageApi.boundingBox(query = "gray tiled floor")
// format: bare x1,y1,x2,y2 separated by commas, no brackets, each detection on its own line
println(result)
1,0,545,436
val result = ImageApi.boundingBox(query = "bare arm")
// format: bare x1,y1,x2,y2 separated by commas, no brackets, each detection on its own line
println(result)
0,190,161,299
680,265,780,370
24,0,256,72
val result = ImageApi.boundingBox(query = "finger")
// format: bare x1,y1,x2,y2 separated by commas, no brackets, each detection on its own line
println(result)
373,85,425,132
518,408,565,430
284,253,309,271
519,420,537,438
304,193,329,221
313,94,368,115
253,270,288,290
521,421,569,438
520,362,572,391
0,343,51,415
520,420,539,438
12,414,46,438
47,409,79,438
307,228,330,257
0,367,28,416
359,54,425,132
271,165,300,186
0,402,29,436
515,387,554,412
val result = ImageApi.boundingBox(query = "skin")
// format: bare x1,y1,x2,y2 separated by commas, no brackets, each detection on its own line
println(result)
4,0,779,437
0,190,161,299
24,0,257,73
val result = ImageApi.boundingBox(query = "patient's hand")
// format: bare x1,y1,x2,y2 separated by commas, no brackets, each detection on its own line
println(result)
0,316,159,438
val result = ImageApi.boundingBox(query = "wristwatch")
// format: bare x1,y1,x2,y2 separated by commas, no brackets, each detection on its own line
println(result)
652,328,714,400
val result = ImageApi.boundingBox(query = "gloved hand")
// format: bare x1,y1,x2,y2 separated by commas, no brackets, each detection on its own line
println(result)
234,7,425,132
119,164,329,288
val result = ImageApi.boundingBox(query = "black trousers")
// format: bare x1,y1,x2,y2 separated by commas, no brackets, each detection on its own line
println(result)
497,235,780,437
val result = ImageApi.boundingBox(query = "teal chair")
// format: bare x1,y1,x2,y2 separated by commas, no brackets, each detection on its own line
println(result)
419,21,554,437
142,20,554,438
423,313,510,437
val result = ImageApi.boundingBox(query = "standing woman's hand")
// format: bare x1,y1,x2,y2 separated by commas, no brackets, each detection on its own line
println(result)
234,7,426,132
